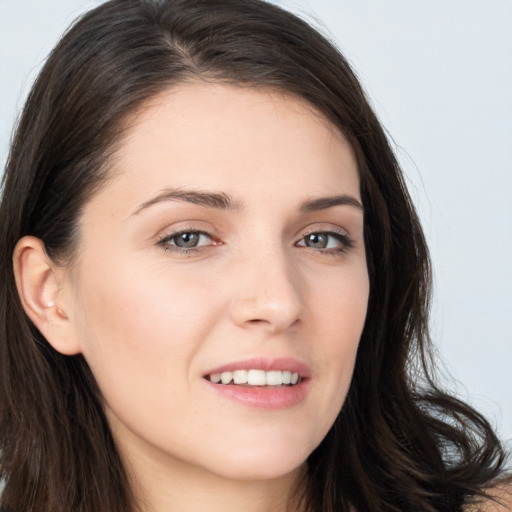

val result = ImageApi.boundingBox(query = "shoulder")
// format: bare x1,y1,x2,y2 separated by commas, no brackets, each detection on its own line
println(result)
464,482,512,512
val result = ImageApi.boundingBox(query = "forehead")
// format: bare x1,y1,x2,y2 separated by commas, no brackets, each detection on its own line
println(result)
91,82,360,214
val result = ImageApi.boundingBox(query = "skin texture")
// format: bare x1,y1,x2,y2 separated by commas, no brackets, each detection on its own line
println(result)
15,83,369,512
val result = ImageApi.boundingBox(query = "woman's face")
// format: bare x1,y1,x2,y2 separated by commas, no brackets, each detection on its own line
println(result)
63,83,369,482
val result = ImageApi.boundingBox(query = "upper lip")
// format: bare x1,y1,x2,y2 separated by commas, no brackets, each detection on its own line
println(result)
203,357,311,379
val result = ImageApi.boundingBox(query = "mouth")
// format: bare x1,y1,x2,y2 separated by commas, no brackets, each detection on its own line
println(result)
203,358,311,409
205,369,302,387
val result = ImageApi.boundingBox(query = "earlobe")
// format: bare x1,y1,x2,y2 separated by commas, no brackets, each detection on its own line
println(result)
13,236,81,355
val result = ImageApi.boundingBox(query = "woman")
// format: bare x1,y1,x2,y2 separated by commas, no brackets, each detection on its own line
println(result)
0,0,509,511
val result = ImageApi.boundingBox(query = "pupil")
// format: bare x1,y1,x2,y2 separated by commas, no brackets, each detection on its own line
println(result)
176,232,199,248
307,233,327,248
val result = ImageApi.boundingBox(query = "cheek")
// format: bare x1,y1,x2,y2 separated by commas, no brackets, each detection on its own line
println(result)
72,257,222,407
313,261,369,347
308,263,368,412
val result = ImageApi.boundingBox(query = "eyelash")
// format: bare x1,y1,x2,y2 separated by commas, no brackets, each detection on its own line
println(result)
297,230,355,256
157,229,214,254
156,229,354,256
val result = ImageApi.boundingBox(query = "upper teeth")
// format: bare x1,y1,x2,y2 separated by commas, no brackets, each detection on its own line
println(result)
209,369,300,386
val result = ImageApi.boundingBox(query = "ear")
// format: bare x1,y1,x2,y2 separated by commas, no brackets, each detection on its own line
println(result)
13,236,81,355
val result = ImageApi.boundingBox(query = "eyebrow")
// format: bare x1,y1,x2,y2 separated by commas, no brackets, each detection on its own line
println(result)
300,195,363,213
131,188,243,216
131,188,363,216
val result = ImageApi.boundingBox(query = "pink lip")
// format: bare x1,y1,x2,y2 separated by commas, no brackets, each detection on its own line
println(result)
202,357,311,410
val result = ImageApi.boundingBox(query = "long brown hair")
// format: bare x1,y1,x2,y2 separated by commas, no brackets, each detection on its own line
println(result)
0,1,508,511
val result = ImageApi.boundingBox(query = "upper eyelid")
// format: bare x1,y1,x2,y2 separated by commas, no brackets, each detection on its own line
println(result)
158,229,214,243
300,226,348,235
297,224,352,240
157,224,213,239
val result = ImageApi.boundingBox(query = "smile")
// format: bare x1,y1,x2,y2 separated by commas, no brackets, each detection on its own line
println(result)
207,369,301,386
203,359,311,409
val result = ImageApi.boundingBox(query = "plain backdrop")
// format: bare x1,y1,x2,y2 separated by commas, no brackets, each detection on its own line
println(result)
1,0,511,450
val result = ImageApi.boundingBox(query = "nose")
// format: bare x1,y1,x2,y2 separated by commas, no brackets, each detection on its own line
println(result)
229,248,304,334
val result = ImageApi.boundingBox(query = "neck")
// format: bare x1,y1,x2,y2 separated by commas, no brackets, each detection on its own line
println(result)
115,425,307,512
134,463,305,512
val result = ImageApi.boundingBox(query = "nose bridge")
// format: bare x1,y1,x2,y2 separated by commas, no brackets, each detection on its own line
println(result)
229,238,304,332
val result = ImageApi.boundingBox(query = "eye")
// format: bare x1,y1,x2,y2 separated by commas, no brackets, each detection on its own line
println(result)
158,230,214,251
296,231,354,253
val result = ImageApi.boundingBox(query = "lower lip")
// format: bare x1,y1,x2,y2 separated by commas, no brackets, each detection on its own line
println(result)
204,379,310,410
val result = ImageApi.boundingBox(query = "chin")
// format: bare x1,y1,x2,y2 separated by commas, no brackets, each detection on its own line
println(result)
214,459,306,483
200,436,313,482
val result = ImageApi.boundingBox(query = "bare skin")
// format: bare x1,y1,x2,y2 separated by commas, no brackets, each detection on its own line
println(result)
465,484,512,512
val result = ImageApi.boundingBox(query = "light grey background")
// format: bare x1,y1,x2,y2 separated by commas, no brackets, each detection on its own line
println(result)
1,0,511,448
